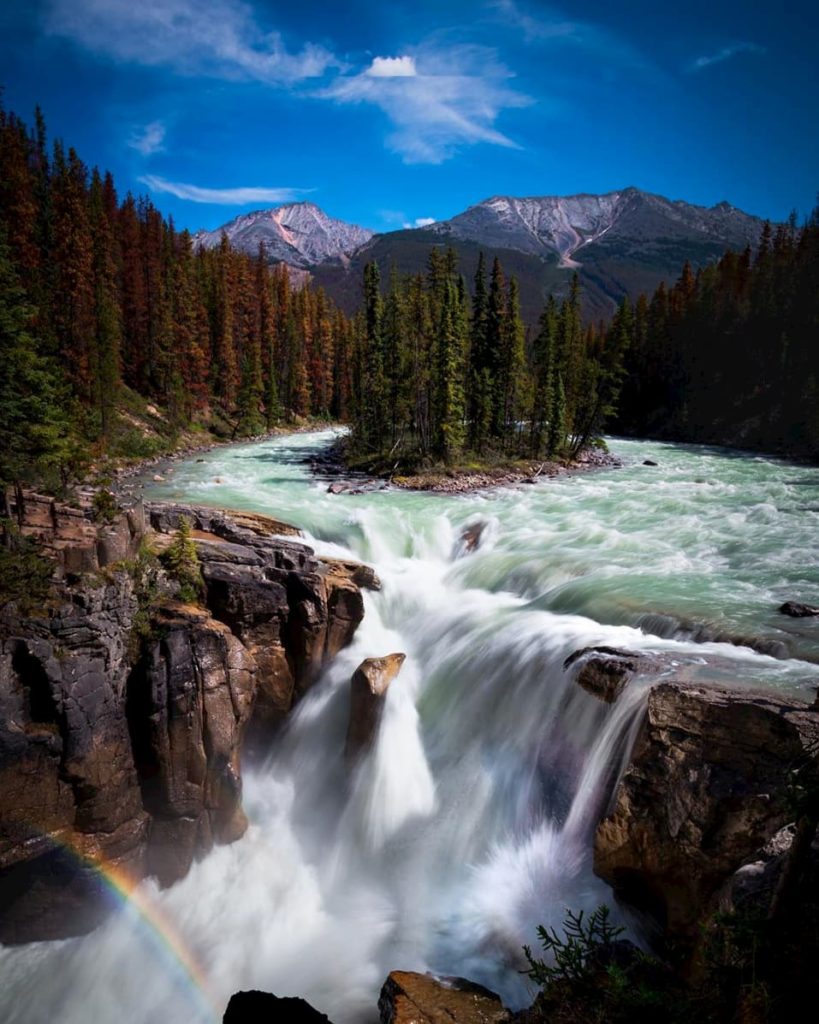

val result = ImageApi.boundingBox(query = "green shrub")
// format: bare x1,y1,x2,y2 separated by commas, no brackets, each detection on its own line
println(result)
523,906,699,1024
160,516,203,604
91,488,119,523
523,906,624,987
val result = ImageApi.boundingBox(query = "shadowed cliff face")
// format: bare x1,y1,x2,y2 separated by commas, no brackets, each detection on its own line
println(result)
594,680,819,960
0,494,371,943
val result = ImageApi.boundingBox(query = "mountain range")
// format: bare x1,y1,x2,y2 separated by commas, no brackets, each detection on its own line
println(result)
194,188,766,322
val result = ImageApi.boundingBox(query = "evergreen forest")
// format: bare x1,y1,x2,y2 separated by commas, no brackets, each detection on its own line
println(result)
2,100,818,506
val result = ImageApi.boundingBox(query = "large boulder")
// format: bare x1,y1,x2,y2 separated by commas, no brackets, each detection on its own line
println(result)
378,971,510,1024
345,654,406,759
594,682,819,950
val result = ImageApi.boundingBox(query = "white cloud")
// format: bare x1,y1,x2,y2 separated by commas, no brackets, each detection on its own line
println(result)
688,42,766,73
403,216,436,228
44,0,338,83
367,56,417,78
127,120,166,156
321,44,531,164
138,175,309,205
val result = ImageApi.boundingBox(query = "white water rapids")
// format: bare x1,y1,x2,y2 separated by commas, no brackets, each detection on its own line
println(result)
1,431,817,1022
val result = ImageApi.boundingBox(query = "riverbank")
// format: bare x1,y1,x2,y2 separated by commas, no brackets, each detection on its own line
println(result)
109,421,344,495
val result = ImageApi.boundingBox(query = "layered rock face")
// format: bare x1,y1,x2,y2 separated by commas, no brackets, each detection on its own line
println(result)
0,495,372,942
594,681,819,952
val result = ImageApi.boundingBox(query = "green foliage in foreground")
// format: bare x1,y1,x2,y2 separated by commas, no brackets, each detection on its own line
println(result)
523,905,624,986
525,892,819,1024
523,906,699,1024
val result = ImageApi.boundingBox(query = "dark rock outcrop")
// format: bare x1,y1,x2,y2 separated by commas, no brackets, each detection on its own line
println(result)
223,990,335,1023
0,494,371,942
345,654,406,759
378,971,510,1024
779,600,819,618
594,681,819,952
128,605,257,886
563,646,654,703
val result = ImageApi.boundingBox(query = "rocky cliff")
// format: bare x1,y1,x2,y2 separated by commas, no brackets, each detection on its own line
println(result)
592,678,819,962
0,493,373,943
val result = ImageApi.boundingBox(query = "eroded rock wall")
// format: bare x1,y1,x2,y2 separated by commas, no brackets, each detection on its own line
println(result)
594,681,819,953
0,495,371,942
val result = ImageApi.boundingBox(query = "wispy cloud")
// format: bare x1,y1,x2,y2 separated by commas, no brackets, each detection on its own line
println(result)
491,0,576,42
321,44,531,164
44,0,339,83
138,175,310,205
404,216,436,228
127,120,166,156
688,42,766,73
490,0,655,75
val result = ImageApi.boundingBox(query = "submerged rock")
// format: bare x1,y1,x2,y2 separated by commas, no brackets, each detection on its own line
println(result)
779,600,819,618
594,681,819,951
378,971,510,1023
458,520,487,555
345,654,406,759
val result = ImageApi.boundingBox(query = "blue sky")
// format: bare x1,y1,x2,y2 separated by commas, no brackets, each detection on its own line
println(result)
1,1,817,233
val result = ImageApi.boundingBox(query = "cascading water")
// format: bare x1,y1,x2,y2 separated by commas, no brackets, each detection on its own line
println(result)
1,431,817,1023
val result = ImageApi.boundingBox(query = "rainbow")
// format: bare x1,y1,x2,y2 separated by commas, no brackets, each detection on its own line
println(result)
28,831,221,1022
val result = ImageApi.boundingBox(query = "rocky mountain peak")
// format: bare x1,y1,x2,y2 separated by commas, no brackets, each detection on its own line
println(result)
429,188,764,269
193,201,374,269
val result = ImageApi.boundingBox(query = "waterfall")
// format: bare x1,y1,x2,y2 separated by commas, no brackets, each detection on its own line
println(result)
1,430,816,1023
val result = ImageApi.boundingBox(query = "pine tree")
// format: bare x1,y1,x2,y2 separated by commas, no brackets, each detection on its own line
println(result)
358,260,386,449
51,144,95,403
499,276,527,448
88,168,121,440
468,251,489,450
434,277,466,461
0,228,69,501
485,256,507,439
531,295,558,455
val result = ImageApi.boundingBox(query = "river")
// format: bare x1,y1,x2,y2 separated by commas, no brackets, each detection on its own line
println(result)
1,431,817,1022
